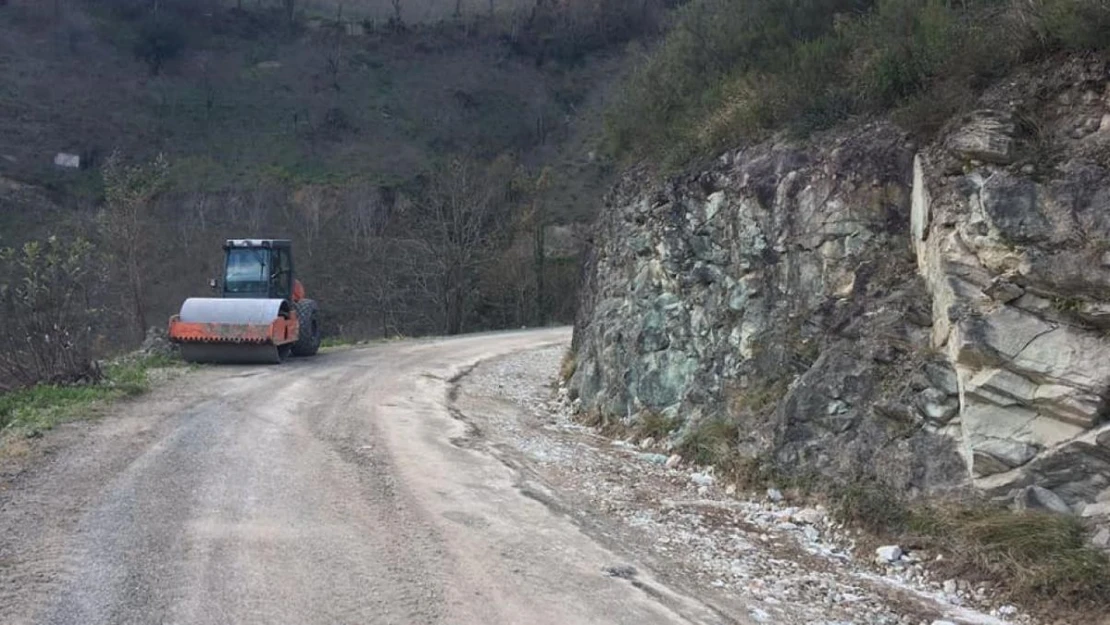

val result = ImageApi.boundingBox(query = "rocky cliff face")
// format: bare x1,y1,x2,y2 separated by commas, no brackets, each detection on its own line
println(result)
571,57,1110,515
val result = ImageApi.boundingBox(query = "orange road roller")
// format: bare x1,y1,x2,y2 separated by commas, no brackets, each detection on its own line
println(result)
168,239,321,364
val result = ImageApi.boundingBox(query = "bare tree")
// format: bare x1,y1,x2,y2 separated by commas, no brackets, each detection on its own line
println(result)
343,184,389,246
529,167,551,326
246,182,275,233
291,185,328,257
191,51,218,130
99,151,168,339
323,4,345,94
283,0,296,27
410,157,509,335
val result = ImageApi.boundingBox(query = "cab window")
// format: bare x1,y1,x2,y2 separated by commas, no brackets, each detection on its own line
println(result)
225,248,268,294
270,248,292,300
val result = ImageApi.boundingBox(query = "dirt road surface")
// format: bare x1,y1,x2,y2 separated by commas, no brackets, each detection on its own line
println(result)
0,329,742,625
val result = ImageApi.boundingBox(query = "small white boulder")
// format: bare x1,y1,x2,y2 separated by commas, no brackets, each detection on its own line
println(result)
875,545,903,563
793,508,826,526
690,473,715,487
53,152,80,169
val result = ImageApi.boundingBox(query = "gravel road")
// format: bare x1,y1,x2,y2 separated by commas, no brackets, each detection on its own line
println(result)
0,328,732,625
0,329,1024,625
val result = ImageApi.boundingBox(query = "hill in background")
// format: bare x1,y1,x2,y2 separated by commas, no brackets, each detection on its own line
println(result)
0,0,653,347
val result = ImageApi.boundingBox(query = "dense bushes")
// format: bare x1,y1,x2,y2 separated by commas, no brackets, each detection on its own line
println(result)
0,237,101,392
505,0,670,66
606,0,1110,166
133,17,186,74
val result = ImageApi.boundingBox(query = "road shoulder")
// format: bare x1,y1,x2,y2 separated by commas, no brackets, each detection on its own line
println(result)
450,345,1019,625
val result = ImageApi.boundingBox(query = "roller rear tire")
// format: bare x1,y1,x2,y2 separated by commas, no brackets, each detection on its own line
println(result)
292,300,321,357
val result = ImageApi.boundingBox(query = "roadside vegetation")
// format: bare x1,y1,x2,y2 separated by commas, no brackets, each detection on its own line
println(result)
660,413,1110,616
320,336,358,350
606,0,1110,167
558,349,577,384
0,236,102,392
0,231,186,438
0,354,184,437
834,480,1110,612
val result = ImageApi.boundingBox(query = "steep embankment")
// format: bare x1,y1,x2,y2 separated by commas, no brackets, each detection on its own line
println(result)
571,56,1110,522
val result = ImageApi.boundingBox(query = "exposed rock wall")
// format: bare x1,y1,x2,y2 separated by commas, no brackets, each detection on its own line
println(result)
571,57,1110,512
914,59,1110,513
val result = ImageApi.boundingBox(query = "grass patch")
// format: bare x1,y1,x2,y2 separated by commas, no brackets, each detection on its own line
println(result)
727,378,789,416
917,506,1110,607
676,417,741,467
829,480,1110,612
579,407,627,438
558,349,577,384
634,410,680,442
320,336,358,349
832,478,914,535
665,412,807,491
0,354,184,436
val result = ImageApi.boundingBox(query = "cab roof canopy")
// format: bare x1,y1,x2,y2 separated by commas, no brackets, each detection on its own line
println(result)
224,239,292,249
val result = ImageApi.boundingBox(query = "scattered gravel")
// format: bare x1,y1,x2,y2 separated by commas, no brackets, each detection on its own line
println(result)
454,346,1033,625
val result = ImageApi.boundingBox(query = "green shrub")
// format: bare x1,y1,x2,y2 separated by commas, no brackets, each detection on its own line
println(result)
0,237,100,391
1023,0,1110,51
606,0,1110,166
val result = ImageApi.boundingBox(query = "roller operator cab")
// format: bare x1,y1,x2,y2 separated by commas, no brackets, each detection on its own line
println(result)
167,239,322,364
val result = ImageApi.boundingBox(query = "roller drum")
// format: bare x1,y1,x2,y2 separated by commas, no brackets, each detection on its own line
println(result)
178,298,288,325
171,298,292,365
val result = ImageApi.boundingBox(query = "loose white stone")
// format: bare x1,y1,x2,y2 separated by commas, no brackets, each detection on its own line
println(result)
691,472,715,487
875,545,903,563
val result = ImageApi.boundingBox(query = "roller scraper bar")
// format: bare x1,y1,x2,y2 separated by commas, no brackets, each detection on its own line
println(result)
179,343,285,365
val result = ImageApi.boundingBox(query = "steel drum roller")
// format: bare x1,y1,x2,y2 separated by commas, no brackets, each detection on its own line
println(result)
178,298,288,324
